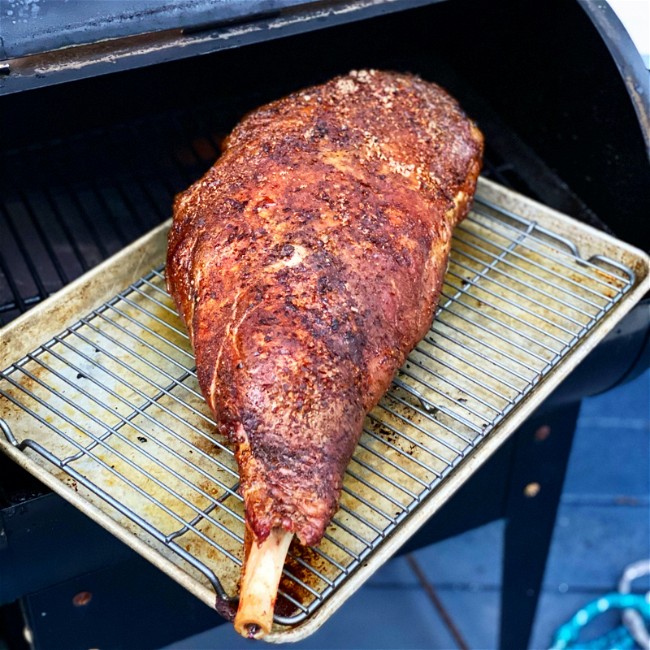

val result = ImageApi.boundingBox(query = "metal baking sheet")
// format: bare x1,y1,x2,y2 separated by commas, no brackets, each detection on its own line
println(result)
1,177,649,642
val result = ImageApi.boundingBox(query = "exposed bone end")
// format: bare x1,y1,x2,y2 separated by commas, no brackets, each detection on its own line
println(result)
234,527,294,639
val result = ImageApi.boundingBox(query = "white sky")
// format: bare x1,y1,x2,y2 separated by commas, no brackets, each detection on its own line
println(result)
608,0,650,67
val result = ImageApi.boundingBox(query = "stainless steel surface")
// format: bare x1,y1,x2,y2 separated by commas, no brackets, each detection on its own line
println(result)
1,178,648,641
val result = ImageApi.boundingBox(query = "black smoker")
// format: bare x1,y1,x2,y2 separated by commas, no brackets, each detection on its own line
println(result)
0,1,648,648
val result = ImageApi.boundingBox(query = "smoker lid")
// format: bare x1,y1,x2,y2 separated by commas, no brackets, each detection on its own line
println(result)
0,0,438,95
1,0,314,58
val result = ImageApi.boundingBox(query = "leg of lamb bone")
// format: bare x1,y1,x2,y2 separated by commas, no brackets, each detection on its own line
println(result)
234,528,294,638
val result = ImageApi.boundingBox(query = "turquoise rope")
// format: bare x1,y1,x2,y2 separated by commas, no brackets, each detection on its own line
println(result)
549,593,650,650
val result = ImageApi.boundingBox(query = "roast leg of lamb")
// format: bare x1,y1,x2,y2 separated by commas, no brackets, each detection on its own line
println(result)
166,69,483,638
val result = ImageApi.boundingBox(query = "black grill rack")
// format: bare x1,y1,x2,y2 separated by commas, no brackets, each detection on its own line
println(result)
1,104,230,325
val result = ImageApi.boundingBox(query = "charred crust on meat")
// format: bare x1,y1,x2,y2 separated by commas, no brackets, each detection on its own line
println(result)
166,69,484,549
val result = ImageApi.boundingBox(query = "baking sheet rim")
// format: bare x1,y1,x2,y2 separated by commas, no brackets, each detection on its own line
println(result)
0,177,648,642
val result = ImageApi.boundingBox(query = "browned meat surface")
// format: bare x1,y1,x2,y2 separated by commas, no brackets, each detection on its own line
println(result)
166,69,483,636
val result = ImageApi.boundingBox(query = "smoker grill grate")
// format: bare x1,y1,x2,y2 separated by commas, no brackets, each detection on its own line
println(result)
0,193,635,629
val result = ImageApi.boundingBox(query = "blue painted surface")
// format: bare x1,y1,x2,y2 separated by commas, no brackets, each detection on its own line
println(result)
162,368,650,649
531,369,650,649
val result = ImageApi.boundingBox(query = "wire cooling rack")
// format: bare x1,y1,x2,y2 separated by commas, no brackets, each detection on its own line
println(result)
0,192,636,628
